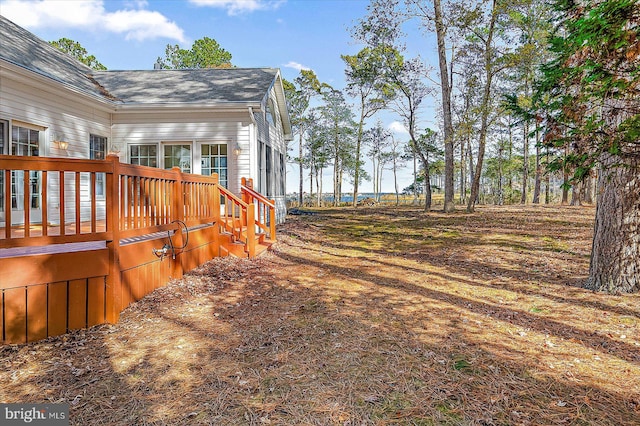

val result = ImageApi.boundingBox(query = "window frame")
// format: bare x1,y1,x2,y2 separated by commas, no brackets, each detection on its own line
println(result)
161,142,192,173
128,143,159,168
90,134,108,197
198,142,228,188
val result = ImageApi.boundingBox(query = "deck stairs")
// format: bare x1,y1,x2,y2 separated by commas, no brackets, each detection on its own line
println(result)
218,178,276,258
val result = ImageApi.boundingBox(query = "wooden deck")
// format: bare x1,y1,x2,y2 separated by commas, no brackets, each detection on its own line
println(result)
0,154,276,344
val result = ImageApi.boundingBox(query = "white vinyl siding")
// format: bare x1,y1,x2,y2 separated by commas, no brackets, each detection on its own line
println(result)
111,111,250,194
1,73,111,226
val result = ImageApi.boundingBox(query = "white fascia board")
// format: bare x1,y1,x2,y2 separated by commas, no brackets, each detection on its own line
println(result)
272,70,293,141
1,60,116,114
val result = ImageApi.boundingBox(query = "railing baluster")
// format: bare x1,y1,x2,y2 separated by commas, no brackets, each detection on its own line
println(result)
75,172,81,234
90,172,96,233
42,171,48,236
59,171,65,236
23,170,30,237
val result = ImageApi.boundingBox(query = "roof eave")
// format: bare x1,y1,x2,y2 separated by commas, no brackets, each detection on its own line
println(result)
112,101,264,114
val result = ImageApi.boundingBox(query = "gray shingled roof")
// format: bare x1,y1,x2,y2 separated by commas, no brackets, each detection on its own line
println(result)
93,68,277,105
0,15,104,99
1,15,277,106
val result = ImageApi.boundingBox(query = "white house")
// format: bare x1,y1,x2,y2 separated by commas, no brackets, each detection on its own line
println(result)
0,15,291,225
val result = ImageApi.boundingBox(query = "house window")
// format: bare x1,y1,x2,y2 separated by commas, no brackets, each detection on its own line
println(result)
201,144,228,188
265,99,277,127
279,152,286,196
266,145,272,197
130,144,158,167
90,134,107,196
163,144,191,173
258,141,265,193
11,124,41,209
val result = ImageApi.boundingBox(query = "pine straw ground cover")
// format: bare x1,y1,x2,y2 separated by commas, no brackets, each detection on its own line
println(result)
1,205,639,425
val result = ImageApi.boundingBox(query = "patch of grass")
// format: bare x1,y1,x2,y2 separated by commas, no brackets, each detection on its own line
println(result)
543,236,571,252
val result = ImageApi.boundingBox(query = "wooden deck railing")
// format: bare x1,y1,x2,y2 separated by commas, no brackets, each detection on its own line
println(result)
0,155,258,250
0,154,273,344
241,177,276,241
0,155,113,247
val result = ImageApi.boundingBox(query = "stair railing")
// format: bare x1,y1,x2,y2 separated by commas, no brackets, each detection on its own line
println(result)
217,184,256,257
241,177,276,241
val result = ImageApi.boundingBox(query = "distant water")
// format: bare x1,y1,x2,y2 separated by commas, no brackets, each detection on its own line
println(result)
325,193,387,203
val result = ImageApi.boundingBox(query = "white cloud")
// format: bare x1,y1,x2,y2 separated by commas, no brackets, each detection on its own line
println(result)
283,61,311,72
0,0,186,42
188,0,285,16
388,121,409,135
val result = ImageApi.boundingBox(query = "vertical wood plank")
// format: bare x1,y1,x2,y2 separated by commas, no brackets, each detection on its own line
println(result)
68,279,87,330
87,277,105,327
42,171,48,236
48,281,68,337
90,172,97,233
133,176,139,229
132,266,145,302
4,287,27,344
121,268,135,308
75,172,81,234
23,171,30,237
147,262,155,294
59,171,65,236
120,175,126,231
26,284,48,342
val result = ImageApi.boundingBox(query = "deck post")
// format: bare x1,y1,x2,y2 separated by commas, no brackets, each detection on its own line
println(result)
247,203,256,258
105,154,122,323
269,198,276,240
212,175,221,256
172,167,185,279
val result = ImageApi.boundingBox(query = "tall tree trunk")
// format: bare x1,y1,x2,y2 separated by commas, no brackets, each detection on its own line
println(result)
532,124,541,204
424,166,432,211
545,147,551,204
298,134,304,207
338,167,343,206
468,138,475,199
570,181,582,206
561,146,569,204
333,157,339,207
586,155,640,293
393,157,399,206
309,165,314,207
413,151,418,203
584,170,595,204
460,138,466,204
352,108,365,207
497,146,504,206
467,0,498,212
372,157,378,201
521,120,529,204
317,168,323,207
433,0,455,212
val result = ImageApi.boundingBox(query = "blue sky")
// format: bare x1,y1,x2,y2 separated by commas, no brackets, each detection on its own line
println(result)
1,0,438,194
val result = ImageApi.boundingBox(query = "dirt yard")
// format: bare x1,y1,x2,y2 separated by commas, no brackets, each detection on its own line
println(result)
1,205,639,425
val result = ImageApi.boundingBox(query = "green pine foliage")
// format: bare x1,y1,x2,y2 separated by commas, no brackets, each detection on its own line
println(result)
537,0,639,177
49,38,107,70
